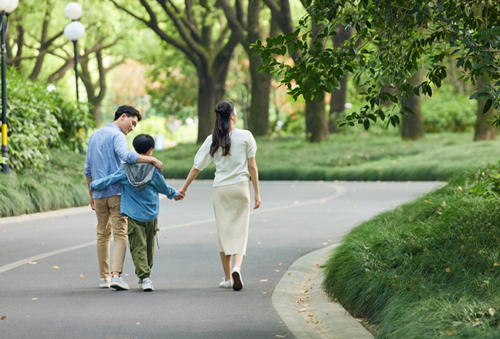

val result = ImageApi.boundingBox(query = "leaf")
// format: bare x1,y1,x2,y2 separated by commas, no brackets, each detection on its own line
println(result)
80,274,84,278
1,316,6,320
32,298,37,301
27,262,37,265
446,268,451,273
260,279,268,282
52,266,59,269
483,99,493,114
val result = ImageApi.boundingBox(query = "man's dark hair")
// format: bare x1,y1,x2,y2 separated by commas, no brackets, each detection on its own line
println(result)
133,134,155,154
114,105,142,122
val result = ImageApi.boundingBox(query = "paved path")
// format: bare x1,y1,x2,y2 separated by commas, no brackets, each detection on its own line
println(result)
0,180,441,339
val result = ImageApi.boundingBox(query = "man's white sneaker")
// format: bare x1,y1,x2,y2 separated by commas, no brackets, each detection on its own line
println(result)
99,277,111,288
231,267,244,291
110,274,129,290
142,278,154,292
220,278,233,288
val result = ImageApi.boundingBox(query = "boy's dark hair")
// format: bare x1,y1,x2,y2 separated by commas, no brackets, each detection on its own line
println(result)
114,105,142,122
133,134,155,154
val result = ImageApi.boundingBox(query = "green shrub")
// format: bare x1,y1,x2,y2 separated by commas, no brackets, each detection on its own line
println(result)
323,165,500,338
4,69,94,170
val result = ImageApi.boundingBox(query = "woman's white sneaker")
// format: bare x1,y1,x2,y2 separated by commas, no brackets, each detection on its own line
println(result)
220,278,233,288
231,267,244,291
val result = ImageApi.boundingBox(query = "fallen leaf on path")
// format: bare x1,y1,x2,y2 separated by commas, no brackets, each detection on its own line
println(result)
52,266,59,269
288,273,291,276
277,263,282,266
322,243,328,245
262,292,267,294
260,279,268,282
164,237,167,239
315,264,320,267
32,298,37,301
136,322,140,325
275,335,288,338
1,316,6,320
275,270,280,272
27,262,37,265
80,274,84,278
258,242,261,245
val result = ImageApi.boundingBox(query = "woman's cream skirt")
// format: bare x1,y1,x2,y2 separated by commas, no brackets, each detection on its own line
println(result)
213,180,251,256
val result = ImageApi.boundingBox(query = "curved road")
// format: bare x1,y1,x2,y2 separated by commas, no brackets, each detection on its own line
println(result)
0,180,440,339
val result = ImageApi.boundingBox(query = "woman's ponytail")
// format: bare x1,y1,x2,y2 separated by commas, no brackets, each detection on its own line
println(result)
210,101,234,157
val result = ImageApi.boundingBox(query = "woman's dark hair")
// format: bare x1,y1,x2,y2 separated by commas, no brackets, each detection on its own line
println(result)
133,134,155,154
210,101,234,157
114,105,142,122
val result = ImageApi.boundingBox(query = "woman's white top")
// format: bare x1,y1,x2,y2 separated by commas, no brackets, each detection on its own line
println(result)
194,128,257,187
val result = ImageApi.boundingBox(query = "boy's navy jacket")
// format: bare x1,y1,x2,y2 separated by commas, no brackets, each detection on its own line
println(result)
90,163,179,222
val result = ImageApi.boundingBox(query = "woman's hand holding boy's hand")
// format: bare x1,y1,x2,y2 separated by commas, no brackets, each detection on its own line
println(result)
174,188,186,201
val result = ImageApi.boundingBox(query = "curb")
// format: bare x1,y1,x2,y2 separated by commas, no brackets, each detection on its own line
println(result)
272,244,374,339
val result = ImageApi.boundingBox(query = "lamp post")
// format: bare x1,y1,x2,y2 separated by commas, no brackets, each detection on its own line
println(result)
0,0,18,174
64,2,84,102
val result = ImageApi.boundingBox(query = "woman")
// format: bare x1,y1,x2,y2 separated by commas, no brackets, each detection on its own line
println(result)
179,101,261,291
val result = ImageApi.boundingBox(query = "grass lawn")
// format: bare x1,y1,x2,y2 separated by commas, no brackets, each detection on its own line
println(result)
323,167,500,338
156,132,500,181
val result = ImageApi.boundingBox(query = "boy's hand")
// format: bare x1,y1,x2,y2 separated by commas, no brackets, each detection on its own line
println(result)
178,188,186,198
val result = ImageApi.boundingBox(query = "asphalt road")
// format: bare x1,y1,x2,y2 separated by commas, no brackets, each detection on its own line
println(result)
0,180,441,339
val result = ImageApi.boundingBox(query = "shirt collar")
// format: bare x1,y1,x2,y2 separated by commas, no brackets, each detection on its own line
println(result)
106,123,124,134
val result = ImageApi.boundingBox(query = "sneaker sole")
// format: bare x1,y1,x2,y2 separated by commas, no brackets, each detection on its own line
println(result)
99,284,110,288
143,287,154,292
110,283,129,291
232,271,243,291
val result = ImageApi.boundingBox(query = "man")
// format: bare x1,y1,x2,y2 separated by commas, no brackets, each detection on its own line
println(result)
84,106,163,290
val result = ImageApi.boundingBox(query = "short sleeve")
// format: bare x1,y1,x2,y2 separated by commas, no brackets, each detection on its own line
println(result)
193,136,213,171
247,132,257,158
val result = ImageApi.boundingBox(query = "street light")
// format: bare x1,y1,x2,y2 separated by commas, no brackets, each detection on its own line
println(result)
0,0,18,174
64,2,84,102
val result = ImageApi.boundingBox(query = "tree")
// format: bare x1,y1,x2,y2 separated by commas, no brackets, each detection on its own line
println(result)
401,72,424,140
111,0,239,143
329,24,352,133
216,0,272,136
474,74,497,140
253,0,500,134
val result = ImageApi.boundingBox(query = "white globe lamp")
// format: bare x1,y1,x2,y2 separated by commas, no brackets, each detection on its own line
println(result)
65,2,82,20
5,0,18,13
0,0,10,11
64,21,85,41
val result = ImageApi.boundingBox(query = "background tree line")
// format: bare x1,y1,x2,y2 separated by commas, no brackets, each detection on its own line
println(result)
4,0,497,145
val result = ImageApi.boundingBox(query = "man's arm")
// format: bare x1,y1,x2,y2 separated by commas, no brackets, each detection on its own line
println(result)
113,134,163,171
90,169,127,191
86,177,95,211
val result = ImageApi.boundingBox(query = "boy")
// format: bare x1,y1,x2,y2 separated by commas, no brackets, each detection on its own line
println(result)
90,134,182,291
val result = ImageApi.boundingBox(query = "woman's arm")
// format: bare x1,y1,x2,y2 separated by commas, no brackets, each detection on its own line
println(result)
248,157,261,209
179,166,201,198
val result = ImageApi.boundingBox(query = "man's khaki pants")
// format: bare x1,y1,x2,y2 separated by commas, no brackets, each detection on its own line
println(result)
94,195,128,279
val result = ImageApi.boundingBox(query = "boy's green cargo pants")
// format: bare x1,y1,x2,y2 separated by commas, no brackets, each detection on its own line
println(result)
127,218,159,280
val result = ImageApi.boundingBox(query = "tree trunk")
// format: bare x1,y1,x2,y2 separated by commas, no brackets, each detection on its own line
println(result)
474,74,497,141
246,0,271,136
305,9,328,142
329,25,352,133
197,71,217,143
307,97,329,142
401,72,424,140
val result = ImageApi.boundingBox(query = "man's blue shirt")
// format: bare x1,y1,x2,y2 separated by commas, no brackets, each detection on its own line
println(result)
84,123,139,199
90,165,179,222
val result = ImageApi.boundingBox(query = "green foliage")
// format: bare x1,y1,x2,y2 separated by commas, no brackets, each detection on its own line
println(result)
155,132,500,181
323,168,500,338
0,150,88,217
5,69,94,170
253,0,500,130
